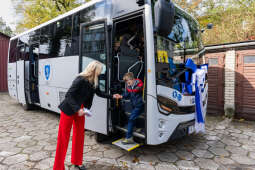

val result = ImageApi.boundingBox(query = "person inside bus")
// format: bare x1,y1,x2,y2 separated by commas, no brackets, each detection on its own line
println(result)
115,23,142,57
53,61,119,170
114,31,145,81
114,72,144,144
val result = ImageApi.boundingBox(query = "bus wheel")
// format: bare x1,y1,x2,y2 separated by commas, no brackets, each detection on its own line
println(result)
95,133,109,143
22,103,34,111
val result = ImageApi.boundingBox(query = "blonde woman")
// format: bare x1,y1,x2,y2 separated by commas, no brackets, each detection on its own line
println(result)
53,61,113,170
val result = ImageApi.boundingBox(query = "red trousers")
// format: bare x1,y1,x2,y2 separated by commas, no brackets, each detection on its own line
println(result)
53,110,85,170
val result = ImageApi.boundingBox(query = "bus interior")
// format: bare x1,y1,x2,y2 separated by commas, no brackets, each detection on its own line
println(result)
110,15,146,141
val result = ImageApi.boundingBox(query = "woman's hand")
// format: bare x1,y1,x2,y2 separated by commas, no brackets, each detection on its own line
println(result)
78,109,85,116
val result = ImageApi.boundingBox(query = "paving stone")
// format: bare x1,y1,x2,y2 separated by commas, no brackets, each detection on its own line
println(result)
23,145,44,154
214,129,229,135
230,133,249,139
86,150,104,158
225,145,248,155
192,149,214,158
214,156,235,165
193,142,209,150
116,152,142,168
215,125,226,130
17,139,37,148
221,137,241,146
245,132,255,137
231,154,255,165
131,163,155,170
0,164,7,170
176,160,199,170
156,152,178,163
249,152,255,159
0,151,17,157
97,158,118,166
103,149,124,159
7,161,34,170
205,135,221,141
30,151,50,161
209,147,229,157
34,158,55,169
14,135,32,142
155,163,178,170
195,158,219,170
3,154,28,165
242,145,255,152
175,150,194,160
0,142,17,150
206,141,225,148
43,144,57,151
139,154,159,164
0,137,13,144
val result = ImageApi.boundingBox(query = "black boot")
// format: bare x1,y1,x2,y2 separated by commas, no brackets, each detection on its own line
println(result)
75,165,86,170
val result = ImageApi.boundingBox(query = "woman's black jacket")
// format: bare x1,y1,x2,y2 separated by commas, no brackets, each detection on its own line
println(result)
58,76,112,116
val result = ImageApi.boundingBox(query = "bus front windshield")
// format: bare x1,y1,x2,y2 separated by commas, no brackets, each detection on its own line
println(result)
155,7,204,90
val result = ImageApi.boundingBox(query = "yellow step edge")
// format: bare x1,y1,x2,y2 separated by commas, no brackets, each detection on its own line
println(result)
127,143,142,152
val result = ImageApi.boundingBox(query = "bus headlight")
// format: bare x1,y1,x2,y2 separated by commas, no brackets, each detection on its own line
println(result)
157,95,178,115
157,95,195,115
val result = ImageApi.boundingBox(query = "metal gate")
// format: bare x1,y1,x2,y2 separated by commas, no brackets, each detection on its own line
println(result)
205,53,225,115
236,50,255,120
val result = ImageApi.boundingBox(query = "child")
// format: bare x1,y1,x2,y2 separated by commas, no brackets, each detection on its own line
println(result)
114,72,144,144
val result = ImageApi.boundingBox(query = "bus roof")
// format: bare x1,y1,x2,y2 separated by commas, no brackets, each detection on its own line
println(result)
11,0,102,40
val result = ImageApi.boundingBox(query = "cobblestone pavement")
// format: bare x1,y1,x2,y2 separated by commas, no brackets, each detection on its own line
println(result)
1,92,255,170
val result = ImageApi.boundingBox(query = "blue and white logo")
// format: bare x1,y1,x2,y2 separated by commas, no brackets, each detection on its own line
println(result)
45,65,51,80
172,90,182,102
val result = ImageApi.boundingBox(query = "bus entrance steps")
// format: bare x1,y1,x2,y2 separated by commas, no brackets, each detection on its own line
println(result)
112,138,142,151
115,125,145,139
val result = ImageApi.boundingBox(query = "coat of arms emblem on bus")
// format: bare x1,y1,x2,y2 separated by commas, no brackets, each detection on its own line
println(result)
45,65,51,80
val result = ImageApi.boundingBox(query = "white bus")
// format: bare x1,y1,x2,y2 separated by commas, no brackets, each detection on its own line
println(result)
8,0,208,150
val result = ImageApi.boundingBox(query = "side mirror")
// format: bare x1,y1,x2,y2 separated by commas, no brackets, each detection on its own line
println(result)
207,23,213,29
201,23,213,33
154,0,175,37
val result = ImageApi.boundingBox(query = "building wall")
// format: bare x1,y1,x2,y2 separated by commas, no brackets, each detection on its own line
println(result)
206,46,255,121
224,50,236,110
0,34,10,92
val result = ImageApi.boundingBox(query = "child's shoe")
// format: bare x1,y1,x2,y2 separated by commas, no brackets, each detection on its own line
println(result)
121,137,135,145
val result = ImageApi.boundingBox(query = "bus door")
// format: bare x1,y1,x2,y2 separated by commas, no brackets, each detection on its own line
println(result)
80,20,110,135
27,44,40,104
17,60,26,104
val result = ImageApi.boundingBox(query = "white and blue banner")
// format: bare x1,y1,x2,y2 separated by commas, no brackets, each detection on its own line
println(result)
193,68,206,133
185,59,207,133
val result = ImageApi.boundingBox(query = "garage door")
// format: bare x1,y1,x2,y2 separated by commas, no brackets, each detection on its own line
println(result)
236,51,255,120
205,53,225,115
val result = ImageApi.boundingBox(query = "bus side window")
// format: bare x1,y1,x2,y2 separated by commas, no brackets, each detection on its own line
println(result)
9,39,18,63
40,24,53,59
71,13,80,56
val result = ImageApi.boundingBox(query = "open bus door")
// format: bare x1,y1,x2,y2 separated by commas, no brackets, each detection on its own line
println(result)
24,44,40,107
17,60,26,105
80,20,110,135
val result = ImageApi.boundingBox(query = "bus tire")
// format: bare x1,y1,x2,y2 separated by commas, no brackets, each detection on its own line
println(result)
95,133,108,143
22,103,34,111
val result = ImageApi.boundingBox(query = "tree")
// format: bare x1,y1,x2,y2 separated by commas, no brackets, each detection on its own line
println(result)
12,0,86,33
198,0,255,45
0,17,13,36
